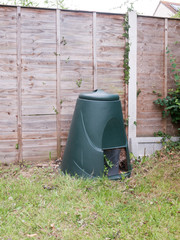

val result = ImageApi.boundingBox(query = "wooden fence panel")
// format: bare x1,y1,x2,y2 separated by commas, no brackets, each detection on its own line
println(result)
21,8,57,162
96,13,126,115
0,7,18,163
137,17,165,137
60,11,94,152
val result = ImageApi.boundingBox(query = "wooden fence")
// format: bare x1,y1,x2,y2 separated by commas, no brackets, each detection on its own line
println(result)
0,6,179,163
137,16,180,137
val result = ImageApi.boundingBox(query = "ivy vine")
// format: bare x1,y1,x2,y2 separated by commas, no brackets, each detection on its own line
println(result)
122,4,134,85
123,13,130,84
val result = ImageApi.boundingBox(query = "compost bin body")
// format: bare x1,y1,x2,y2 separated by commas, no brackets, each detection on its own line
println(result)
61,90,131,179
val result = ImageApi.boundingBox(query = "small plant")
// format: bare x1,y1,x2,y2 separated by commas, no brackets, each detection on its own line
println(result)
133,121,137,126
49,152,52,161
124,116,129,126
130,152,149,167
60,36,67,46
15,143,19,150
54,52,60,56
152,90,162,97
65,56,70,63
19,159,25,168
76,78,82,88
154,131,180,153
140,155,149,165
53,106,59,115
121,172,126,181
104,154,113,176
137,88,141,97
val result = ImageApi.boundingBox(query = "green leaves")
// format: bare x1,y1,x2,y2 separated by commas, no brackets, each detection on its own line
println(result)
137,89,141,97
49,152,51,161
154,95,180,124
174,73,180,81
104,154,113,176
154,45,180,125
123,12,131,84
133,121,137,126
76,78,82,88
53,106,59,115
154,131,180,152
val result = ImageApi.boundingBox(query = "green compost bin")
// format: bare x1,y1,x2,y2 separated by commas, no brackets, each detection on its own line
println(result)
61,89,132,180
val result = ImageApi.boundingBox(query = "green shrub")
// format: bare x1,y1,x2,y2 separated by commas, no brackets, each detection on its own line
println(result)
154,46,180,125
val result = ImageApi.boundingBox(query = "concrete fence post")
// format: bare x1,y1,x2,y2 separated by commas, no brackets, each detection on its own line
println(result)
128,11,138,155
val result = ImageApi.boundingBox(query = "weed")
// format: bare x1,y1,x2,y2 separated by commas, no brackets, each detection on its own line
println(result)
104,154,113,176
53,106,59,115
65,56,70,63
154,131,180,153
54,52,60,56
152,90,162,97
124,116,129,126
121,172,126,181
133,121,137,126
49,152,52,161
76,78,82,88
130,152,149,168
137,88,141,97
60,36,67,46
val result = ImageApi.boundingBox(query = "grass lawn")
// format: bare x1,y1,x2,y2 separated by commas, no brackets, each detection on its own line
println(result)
0,149,179,240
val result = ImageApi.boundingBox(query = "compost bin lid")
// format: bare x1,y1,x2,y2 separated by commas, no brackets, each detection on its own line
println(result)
79,89,119,101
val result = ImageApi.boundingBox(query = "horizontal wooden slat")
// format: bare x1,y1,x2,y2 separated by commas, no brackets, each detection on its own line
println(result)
22,115,56,131
22,138,57,162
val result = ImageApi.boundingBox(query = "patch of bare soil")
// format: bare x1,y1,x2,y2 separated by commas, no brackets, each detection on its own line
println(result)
0,159,62,178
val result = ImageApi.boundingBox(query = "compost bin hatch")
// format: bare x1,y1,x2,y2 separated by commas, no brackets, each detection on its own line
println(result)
61,89,132,180
104,148,128,177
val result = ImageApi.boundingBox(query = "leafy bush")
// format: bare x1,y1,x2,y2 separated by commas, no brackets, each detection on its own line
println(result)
154,46,180,125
